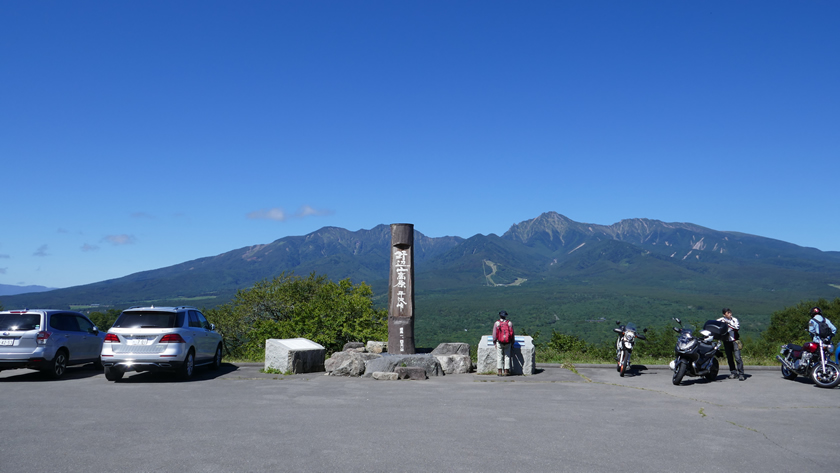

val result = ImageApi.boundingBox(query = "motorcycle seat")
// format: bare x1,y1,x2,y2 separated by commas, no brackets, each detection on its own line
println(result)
786,344,803,352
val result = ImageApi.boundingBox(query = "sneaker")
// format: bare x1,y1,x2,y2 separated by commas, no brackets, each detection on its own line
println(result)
738,374,745,381
728,374,738,379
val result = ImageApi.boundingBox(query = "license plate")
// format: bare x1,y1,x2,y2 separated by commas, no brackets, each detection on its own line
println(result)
0,338,14,346
127,339,151,346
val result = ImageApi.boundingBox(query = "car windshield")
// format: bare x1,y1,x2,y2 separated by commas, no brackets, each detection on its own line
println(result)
0,314,40,331
113,311,180,329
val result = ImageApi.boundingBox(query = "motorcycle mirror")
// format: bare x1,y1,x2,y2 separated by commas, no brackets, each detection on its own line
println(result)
643,328,648,333
673,317,681,324
673,327,681,333
615,321,621,325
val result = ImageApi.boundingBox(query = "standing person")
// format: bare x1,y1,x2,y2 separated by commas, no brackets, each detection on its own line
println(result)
807,307,836,343
718,308,744,381
492,310,514,376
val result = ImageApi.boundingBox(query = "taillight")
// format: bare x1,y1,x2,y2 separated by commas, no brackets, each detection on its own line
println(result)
159,334,185,343
104,333,120,343
36,331,52,345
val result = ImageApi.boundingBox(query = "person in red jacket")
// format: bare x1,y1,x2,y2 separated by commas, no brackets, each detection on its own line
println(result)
492,310,515,376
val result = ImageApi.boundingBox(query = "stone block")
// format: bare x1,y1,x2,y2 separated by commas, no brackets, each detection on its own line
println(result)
363,354,444,377
476,335,535,375
265,338,326,374
395,366,426,380
366,341,387,354
372,371,399,381
431,342,470,356
343,342,365,352
325,351,382,377
434,354,472,374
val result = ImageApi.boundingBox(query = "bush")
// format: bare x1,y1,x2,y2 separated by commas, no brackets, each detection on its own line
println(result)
204,272,387,360
763,298,840,345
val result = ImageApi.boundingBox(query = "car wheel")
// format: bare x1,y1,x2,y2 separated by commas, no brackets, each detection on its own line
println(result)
180,349,195,380
209,344,222,371
44,349,68,379
104,366,124,382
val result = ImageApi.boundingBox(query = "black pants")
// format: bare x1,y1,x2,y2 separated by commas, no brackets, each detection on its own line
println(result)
722,340,743,375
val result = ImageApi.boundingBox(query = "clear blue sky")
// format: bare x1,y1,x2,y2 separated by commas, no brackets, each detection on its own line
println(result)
2,2,838,289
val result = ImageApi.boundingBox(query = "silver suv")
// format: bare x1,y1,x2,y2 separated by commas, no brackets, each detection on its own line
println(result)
100,306,223,381
0,309,105,379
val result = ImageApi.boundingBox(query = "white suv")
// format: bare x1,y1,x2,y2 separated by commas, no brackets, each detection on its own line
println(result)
100,306,223,381
0,309,105,378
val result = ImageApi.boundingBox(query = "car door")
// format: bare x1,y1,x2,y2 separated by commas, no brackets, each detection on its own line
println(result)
188,310,210,361
49,313,83,362
74,315,102,361
196,311,219,357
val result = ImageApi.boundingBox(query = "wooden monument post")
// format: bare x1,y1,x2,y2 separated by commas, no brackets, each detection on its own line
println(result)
388,223,415,355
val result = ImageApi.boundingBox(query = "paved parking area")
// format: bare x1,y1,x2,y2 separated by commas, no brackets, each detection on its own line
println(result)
1,363,839,472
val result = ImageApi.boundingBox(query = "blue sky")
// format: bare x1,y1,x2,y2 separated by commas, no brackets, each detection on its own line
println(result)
1,1,838,289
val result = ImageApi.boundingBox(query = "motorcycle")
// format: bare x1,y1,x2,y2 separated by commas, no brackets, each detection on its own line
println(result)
614,321,646,377
669,318,725,386
776,335,840,389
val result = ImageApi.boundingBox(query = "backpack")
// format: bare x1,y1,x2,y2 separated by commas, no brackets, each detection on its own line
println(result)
814,315,833,338
497,320,512,344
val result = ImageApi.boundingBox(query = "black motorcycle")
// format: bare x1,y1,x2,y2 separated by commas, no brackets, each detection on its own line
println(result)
776,335,840,389
614,321,646,377
670,318,725,386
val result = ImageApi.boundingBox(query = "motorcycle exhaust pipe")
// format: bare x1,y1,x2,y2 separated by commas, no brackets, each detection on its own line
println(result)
776,355,795,371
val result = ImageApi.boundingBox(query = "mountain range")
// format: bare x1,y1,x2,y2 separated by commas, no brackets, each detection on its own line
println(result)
3,212,839,345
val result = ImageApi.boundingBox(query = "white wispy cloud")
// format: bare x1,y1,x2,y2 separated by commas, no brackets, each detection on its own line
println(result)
102,234,136,245
247,205,333,221
81,244,100,252
33,245,49,257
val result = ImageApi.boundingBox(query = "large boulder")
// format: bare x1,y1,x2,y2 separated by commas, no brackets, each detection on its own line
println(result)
264,338,325,374
363,354,444,377
325,351,382,377
431,343,470,356
435,354,472,374
476,335,535,375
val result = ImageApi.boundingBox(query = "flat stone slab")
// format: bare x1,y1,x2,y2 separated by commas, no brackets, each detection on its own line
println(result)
265,338,326,374
395,366,426,380
372,371,399,381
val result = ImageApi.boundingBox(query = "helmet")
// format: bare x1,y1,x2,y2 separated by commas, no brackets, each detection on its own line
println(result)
810,307,822,316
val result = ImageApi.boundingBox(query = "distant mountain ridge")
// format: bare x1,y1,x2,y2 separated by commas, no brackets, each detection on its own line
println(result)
3,212,839,319
0,284,57,297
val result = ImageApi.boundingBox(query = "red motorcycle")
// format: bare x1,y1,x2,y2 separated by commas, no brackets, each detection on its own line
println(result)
777,335,840,389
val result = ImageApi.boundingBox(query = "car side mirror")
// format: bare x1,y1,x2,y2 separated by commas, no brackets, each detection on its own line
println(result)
210,323,216,331
90,326,99,335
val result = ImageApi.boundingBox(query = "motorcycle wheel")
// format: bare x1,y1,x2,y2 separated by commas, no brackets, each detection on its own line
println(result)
672,362,687,386
780,363,797,380
704,357,719,381
811,362,840,389
618,351,626,377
